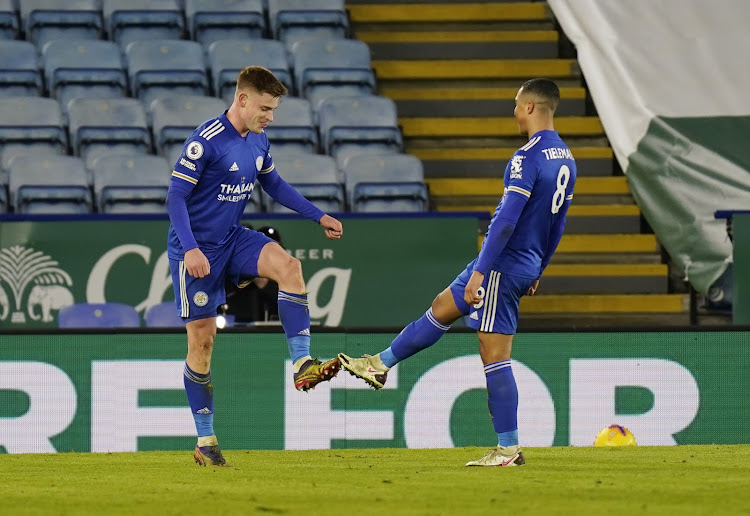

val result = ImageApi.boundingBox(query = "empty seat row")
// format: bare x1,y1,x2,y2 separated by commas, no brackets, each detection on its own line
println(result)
0,94,402,169
0,150,427,215
2,0,348,48
0,37,375,108
57,301,182,328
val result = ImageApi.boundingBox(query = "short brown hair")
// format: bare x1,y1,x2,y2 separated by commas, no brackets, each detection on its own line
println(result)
236,66,288,98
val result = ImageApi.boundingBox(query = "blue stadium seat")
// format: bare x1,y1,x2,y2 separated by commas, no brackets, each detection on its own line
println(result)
0,0,19,40
186,0,265,46
0,40,41,97
290,38,376,112
125,40,208,106
149,94,227,164
20,0,102,48
242,181,265,214
58,302,141,328
268,0,348,47
42,40,126,109
145,301,184,328
8,155,92,214
90,155,170,214
0,97,67,159
317,95,403,159
267,153,343,213
207,39,292,103
67,98,151,169
264,96,318,154
340,153,428,213
103,0,185,48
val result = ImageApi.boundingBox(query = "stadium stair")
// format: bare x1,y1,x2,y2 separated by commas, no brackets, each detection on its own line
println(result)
347,0,689,327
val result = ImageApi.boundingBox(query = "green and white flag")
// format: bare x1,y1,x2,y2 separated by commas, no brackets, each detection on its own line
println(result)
549,0,750,293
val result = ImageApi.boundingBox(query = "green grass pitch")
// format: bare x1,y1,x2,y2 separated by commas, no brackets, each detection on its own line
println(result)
1,445,748,515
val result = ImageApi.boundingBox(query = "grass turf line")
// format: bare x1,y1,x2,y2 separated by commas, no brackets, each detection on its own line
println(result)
0,445,748,515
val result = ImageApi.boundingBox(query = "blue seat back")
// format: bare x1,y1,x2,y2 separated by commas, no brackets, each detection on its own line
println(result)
0,97,66,150
91,154,170,213
341,153,428,212
104,0,184,47
67,98,150,157
8,155,92,213
20,0,103,47
0,40,41,97
317,95,402,156
268,152,343,213
269,0,348,45
150,94,227,152
0,0,20,40
186,0,265,45
145,301,184,328
58,302,141,328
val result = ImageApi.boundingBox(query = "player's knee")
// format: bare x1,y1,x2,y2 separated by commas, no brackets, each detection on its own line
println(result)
278,255,304,284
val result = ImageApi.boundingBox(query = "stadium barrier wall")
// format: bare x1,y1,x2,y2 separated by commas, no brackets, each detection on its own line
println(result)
0,329,747,454
0,215,477,329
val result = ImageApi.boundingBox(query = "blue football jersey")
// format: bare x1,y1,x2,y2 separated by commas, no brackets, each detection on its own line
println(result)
167,113,274,259
483,129,577,277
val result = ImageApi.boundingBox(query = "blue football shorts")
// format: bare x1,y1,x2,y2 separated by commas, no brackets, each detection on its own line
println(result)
449,258,537,334
169,226,275,322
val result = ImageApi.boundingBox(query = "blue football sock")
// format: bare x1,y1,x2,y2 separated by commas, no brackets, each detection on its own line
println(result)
382,308,450,367
278,290,311,363
485,360,519,447
183,363,214,438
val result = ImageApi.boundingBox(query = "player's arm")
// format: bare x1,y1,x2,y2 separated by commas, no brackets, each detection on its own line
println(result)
257,166,343,239
166,139,211,278
538,194,573,279
464,190,530,305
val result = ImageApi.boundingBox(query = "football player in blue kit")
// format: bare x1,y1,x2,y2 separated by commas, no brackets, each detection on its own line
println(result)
167,66,344,466
338,78,576,467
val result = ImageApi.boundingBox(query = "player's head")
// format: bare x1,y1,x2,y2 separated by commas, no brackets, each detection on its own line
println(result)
513,78,560,135
258,225,283,247
231,66,288,135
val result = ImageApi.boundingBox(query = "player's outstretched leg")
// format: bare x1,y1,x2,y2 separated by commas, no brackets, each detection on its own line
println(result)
278,290,340,391
184,363,228,466
465,445,525,467
338,353,389,389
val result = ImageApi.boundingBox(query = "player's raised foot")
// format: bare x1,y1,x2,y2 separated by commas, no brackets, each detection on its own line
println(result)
466,445,526,466
337,353,389,389
194,444,228,467
465,445,525,467
293,357,341,392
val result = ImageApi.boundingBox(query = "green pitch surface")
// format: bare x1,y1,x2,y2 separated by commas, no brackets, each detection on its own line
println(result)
1,446,749,515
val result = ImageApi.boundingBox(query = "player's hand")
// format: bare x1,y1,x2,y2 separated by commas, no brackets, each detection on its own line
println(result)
184,248,210,278
527,279,540,296
464,271,485,306
320,214,343,240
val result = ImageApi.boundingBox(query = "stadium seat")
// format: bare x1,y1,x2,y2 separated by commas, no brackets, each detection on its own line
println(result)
267,153,344,213
207,39,292,103
263,96,318,154
124,39,208,107
0,0,19,41
0,40,41,97
317,95,403,159
0,97,67,159
243,182,265,214
150,94,227,164
291,38,376,113
58,302,141,328
42,40,127,109
340,153,429,213
90,155,170,214
268,0,348,47
68,98,151,169
8,155,92,214
186,0,265,46
103,0,185,48
20,0,103,48
144,301,184,328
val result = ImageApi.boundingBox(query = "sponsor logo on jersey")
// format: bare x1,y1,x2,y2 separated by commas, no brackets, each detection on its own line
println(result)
193,291,208,307
510,155,524,179
229,162,239,172
186,141,203,160
179,157,196,171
